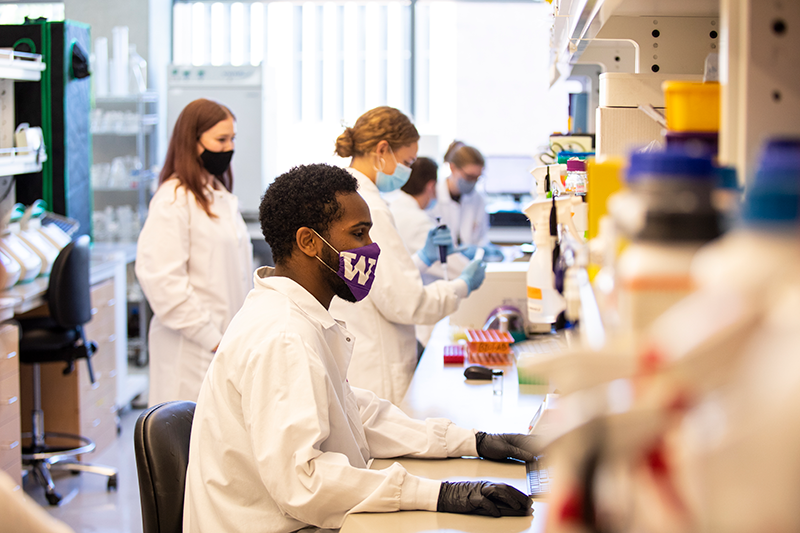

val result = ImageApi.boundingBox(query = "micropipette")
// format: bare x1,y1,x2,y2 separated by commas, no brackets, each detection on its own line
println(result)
436,217,449,281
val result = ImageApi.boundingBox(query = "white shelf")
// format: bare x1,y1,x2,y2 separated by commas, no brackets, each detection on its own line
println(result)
95,92,158,104
550,0,720,84
0,149,47,177
0,50,46,82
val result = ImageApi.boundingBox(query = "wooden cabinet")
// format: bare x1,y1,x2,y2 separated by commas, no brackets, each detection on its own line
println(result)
0,323,21,488
19,278,119,458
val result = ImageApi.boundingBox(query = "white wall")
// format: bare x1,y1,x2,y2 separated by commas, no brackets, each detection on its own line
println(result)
65,0,171,163
449,2,568,158
65,0,149,60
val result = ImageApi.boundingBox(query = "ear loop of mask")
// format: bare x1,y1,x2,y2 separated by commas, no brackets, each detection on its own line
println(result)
312,229,340,275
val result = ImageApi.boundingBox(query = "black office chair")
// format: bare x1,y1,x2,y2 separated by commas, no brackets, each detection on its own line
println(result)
18,234,118,505
134,401,196,533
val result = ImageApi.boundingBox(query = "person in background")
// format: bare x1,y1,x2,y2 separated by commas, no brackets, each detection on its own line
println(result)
135,98,253,406
390,157,474,347
389,156,439,255
430,140,489,248
183,164,537,533
0,470,75,533
332,107,486,403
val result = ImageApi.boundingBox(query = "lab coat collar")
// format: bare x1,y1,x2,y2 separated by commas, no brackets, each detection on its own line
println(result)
254,266,339,330
346,167,380,196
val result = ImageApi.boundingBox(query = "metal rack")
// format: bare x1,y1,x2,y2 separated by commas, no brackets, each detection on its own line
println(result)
0,50,47,223
92,91,158,228
91,91,159,374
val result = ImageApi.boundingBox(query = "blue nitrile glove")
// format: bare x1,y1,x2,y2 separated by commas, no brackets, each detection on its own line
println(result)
456,245,479,260
482,244,505,262
417,226,455,266
458,259,486,294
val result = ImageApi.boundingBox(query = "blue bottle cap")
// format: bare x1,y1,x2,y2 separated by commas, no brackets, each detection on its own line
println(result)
715,166,740,190
742,139,800,224
627,150,715,183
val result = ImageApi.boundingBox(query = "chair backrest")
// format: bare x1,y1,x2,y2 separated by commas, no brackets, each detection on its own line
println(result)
134,401,196,533
47,234,92,328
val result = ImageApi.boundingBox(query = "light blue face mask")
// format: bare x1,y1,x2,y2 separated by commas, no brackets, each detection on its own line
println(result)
457,177,477,195
375,147,412,192
425,197,438,211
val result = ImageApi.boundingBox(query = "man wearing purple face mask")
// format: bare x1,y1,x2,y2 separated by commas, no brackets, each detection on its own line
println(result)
183,164,538,533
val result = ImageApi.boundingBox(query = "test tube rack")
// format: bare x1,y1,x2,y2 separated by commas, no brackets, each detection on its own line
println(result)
465,329,515,366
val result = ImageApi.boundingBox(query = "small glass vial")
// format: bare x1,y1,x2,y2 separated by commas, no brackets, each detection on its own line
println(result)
492,369,504,395
565,158,587,197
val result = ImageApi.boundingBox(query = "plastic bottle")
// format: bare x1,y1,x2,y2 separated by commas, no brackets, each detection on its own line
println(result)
18,202,60,275
565,158,587,197
639,138,800,533
0,205,43,282
128,44,147,94
615,150,721,343
523,198,567,333
0,249,21,288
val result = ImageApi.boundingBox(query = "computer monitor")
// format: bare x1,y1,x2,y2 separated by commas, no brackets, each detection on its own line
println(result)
481,155,537,196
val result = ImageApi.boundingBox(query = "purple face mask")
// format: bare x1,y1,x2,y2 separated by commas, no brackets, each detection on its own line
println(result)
313,230,381,302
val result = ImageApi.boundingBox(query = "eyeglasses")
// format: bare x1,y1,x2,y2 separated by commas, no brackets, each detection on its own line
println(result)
461,172,482,182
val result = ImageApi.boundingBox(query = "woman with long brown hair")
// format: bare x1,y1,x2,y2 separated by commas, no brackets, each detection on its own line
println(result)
330,107,486,403
135,98,253,405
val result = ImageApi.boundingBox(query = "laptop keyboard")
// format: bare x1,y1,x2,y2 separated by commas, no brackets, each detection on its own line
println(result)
526,457,551,496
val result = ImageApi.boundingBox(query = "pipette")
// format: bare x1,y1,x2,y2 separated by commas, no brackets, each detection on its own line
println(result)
436,217,449,281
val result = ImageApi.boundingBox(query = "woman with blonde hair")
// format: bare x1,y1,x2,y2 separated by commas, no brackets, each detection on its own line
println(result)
429,141,490,247
136,98,253,405
331,106,486,403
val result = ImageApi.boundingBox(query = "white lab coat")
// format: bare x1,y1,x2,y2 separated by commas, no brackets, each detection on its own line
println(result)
135,177,253,406
183,268,478,533
429,177,490,247
389,189,471,346
330,168,468,404
389,190,431,255
0,471,75,533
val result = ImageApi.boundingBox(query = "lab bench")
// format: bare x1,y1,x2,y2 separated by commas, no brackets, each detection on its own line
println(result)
0,244,143,489
340,318,549,533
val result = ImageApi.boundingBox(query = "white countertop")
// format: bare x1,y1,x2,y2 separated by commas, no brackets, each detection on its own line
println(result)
340,319,549,533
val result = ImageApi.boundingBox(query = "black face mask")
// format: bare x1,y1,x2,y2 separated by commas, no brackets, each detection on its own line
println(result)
199,149,234,176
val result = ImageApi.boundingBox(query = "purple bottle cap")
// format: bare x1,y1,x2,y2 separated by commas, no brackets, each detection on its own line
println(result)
566,158,585,172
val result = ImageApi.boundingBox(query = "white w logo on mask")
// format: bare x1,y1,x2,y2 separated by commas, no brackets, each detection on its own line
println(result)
341,252,377,286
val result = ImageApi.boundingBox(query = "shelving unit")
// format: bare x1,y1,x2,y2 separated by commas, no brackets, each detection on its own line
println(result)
0,50,47,233
0,148,47,177
0,49,46,490
92,91,158,227
91,91,158,383
0,51,47,182
0,49,46,81
549,0,719,85
548,0,800,182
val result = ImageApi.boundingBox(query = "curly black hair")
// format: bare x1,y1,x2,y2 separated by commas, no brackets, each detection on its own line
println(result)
260,164,359,264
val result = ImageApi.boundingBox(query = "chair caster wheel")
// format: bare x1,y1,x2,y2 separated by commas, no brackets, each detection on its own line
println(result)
46,491,63,506
107,475,118,491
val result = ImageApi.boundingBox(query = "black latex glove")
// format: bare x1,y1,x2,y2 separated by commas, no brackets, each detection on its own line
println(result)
437,481,532,517
476,431,540,463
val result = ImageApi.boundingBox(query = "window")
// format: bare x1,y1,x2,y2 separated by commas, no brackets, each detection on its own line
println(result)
0,3,64,24
172,1,413,124
171,1,565,176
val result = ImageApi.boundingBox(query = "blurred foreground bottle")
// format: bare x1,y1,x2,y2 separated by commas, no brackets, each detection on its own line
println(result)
615,150,721,346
